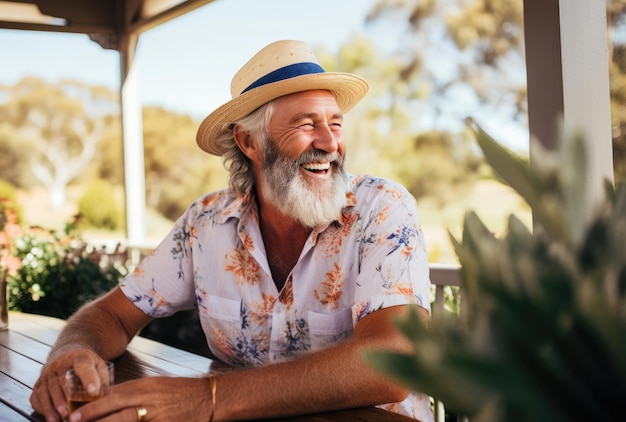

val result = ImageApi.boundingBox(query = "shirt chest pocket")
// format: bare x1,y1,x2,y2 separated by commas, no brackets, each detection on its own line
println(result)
307,308,354,351
203,295,271,366
206,295,242,322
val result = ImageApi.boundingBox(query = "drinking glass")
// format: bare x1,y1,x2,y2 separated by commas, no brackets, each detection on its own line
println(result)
65,361,115,412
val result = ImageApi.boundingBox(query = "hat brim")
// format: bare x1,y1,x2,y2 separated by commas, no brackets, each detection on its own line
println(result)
196,72,368,156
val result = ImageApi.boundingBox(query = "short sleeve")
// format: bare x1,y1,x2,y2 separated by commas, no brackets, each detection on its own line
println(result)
119,208,199,317
350,180,430,324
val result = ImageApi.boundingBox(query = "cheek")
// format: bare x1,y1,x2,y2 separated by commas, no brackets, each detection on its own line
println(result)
283,137,311,157
337,138,346,156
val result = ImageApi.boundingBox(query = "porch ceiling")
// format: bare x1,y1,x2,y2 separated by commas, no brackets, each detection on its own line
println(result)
0,0,214,49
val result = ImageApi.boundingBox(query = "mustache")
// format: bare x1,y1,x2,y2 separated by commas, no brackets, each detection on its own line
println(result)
295,150,343,167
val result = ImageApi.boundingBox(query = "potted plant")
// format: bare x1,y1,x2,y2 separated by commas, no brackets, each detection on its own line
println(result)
367,119,626,421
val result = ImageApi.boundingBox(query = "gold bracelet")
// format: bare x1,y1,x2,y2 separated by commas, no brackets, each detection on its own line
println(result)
208,376,217,422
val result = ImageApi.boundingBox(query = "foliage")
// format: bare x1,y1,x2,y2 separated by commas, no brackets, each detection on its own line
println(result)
1,196,24,299
431,284,461,316
364,0,626,184
8,216,127,319
367,120,626,421
0,179,24,225
405,130,483,202
0,124,33,188
364,0,527,140
0,78,231,224
77,180,121,231
142,106,228,220
0,77,119,208
317,38,488,203
606,0,626,183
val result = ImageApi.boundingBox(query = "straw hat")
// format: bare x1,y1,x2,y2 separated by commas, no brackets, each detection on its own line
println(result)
196,40,369,156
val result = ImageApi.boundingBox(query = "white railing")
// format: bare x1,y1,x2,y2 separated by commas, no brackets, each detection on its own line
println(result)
429,263,469,422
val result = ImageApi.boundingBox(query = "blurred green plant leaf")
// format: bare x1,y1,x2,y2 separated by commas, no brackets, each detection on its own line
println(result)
367,119,626,421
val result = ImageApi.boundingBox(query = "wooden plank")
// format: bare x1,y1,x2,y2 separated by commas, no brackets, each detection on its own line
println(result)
0,372,42,421
7,318,61,347
0,330,51,364
10,312,215,373
0,401,36,422
9,312,212,372
9,312,66,331
0,346,43,388
129,332,213,365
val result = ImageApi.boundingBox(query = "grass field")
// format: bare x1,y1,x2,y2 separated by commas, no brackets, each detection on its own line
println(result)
417,179,532,263
17,179,532,265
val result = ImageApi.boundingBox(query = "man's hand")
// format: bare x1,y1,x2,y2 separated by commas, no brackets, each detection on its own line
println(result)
65,377,213,422
30,349,110,422
29,287,153,422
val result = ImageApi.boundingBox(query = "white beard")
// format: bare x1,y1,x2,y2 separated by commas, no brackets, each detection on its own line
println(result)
259,142,348,228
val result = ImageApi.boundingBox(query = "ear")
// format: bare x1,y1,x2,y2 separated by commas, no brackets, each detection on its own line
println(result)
233,125,260,161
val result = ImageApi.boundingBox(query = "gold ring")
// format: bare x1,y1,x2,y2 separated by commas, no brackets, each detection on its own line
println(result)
136,407,148,421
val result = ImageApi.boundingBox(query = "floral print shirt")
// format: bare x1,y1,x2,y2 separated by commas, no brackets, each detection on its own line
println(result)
120,174,433,421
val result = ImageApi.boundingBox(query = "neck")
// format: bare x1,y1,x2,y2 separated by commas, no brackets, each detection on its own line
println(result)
258,198,311,247
256,193,311,291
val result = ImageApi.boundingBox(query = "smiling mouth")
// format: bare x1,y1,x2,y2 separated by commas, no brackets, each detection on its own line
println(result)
302,162,331,174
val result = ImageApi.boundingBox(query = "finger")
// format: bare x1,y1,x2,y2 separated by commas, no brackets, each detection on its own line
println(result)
70,401,148,422
72,355,103,395
47,372,70,419
96,407,149,422
30,378,62,422
96,360,114,389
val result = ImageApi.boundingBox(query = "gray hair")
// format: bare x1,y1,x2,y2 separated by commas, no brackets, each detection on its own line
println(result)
215,102,274,196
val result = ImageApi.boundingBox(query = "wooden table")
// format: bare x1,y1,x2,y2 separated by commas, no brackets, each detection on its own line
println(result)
0,312,419,421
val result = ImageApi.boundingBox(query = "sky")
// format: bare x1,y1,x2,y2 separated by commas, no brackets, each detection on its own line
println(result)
0,0,380,120
0,0,529,150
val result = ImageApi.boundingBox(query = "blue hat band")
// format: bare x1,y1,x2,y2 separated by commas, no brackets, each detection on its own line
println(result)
241,62,325,95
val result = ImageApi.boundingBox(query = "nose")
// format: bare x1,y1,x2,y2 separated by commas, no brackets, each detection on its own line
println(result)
312,123,340,154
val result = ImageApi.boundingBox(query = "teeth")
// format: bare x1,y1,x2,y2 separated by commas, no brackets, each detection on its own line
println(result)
303,162,330,171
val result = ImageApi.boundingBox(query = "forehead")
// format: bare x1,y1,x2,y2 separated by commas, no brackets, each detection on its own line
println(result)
271,90,341,114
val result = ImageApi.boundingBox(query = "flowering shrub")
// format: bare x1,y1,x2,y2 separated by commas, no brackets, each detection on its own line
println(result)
8,215,129,319
0,198,23,279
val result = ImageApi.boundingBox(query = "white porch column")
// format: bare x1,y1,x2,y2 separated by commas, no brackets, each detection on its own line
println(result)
559,0,614,196
524,0,613,213
118,33,147,249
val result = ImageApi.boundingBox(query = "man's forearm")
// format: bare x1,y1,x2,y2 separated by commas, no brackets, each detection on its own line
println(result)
214,337,407,420
47,288,150,363
212,306,418,420
48,304,129,362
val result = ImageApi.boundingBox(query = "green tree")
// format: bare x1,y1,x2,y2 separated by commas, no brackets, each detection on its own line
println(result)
364,0,526,140
0,77,119,208
364,0,626,183
0,123,32,188
142,106,228,220
90,114,124,185
317,35,486,203
77,180,121,231
607,0,626,183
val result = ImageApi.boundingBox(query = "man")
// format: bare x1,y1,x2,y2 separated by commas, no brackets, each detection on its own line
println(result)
31,40,433,422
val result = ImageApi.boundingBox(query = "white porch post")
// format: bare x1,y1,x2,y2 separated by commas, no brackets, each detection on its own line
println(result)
524,0,614,212
559,0,614,197
118,33,147,250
